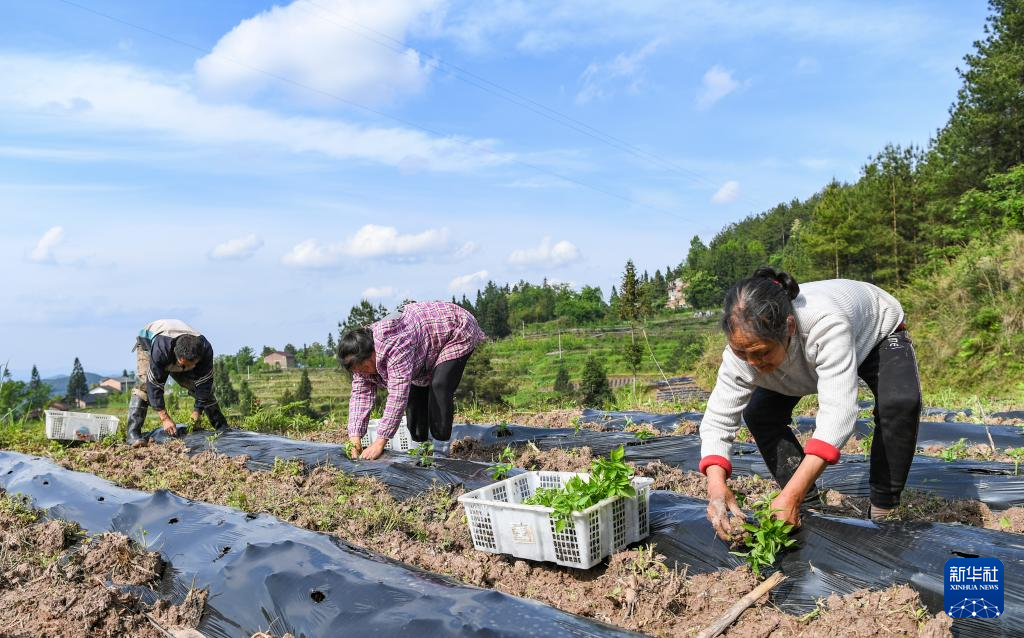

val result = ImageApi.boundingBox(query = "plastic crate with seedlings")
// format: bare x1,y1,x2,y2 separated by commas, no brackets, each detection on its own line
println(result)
458,446,653,569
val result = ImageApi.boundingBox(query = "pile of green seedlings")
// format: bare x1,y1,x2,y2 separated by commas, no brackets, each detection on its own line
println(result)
523,445,635,532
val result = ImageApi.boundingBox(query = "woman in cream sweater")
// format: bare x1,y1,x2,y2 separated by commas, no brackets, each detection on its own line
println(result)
699,266,920,539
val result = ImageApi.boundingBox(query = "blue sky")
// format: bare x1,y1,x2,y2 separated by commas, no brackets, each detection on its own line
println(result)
0,0,989,377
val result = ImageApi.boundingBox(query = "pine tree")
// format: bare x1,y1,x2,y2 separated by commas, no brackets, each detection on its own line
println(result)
239,380,255,417
66,358,88,403
213,360,239,406
455,346,510,405
618,260,641,322
553,363,572,397
326,332,336,353
296,369,312,403
579,355,614,408
28,365,48,409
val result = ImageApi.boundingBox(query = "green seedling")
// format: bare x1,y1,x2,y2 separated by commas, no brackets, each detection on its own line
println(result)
524,445,635,532
487,445,517,480
859,425,875,458
1000,516,1012,530
342,440,358,460
496,422,512,437
634,428,654,441
1006,447,1024,475
573,417,583,436
409,441,435,467
730,491,798,578
940,438,969,462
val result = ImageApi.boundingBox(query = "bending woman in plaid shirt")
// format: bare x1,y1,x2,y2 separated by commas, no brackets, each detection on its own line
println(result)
339,301,487,460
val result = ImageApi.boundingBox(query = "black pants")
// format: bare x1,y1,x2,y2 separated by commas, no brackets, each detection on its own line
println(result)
406,352,472,443
743,330,921,509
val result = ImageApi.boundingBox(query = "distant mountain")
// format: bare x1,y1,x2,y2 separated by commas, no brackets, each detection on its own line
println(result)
41,372,107,398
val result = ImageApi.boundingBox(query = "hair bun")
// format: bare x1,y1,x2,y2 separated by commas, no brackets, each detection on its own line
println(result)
751,265,800,300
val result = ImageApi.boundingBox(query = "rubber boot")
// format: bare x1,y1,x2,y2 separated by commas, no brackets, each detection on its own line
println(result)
126,395,149,447
204,404,230,431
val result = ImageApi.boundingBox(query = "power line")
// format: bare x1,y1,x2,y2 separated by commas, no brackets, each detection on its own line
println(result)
301,0,762,207
50,0,709,225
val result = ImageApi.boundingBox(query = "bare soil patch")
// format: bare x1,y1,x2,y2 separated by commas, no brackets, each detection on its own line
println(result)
0,492,202,638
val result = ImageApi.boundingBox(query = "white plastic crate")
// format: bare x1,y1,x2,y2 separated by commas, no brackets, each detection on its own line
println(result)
361,417,414,452
44,410,119,442
458,471,654,569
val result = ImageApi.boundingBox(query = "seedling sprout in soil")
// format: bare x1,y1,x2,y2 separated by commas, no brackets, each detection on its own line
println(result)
940,438,969,462
524,445,635,532
496,422,512,437
488,445,517,480
730,491,798,578
410,441,435,467
342,440,357,459
1007,447,1024,475
633,428,654,441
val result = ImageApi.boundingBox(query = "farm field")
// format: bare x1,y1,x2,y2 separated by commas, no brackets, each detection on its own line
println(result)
3,403,1023,637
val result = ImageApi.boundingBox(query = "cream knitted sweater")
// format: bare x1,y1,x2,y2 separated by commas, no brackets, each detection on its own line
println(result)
699,279,905,473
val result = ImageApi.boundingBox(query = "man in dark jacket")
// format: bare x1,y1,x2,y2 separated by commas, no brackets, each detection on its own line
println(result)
127,319,229,446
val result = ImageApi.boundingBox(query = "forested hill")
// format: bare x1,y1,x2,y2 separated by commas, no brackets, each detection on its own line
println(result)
677,0,1023,395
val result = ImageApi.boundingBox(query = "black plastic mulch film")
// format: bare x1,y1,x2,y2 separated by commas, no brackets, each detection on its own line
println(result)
0,451,637,638
178,418,1024,638
4,408,1024,637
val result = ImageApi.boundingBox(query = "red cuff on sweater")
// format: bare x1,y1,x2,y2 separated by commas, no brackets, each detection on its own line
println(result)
699,455,733,478
804,438,841,464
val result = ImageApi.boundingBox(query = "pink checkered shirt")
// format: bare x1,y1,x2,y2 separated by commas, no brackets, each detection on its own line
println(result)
347,301,486,439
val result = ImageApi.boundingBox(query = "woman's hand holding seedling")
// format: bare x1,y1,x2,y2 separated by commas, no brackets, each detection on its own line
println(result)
705,465,745,541
360,437,387,460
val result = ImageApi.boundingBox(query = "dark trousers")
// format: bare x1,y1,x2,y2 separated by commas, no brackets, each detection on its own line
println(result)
406,353,472,443
743,330,921,509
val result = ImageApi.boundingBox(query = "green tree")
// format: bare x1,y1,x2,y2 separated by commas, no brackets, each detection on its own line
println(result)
553,362,573,397
213,359,239,406
326,332,336,353
238,379,255,417
618,260,641,322
27,365,49,410
455,346,510,405
296,369,313,403
475,281,511,338
66,357,88,404
340,300,388,334
579,354,614,408
685,270,721,309
235,347,256,373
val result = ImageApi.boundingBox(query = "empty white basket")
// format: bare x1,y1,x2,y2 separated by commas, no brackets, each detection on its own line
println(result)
458,471,654,569
44,410,120,442
361,417,414,452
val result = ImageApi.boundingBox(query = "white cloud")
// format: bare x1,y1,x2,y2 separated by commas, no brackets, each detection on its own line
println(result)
695,65,740,110
282,224,454,268
576,39,662,105
507,237,581,268
795,57,820,74
0,54,509,173
29,226,63,263
711,180,740,204
209,233,263,260
196,0,444,106
448,270,489,294
362,286,395,299
454,241,479,260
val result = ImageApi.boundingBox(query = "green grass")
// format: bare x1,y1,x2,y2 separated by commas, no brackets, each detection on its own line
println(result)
485,313,718,409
